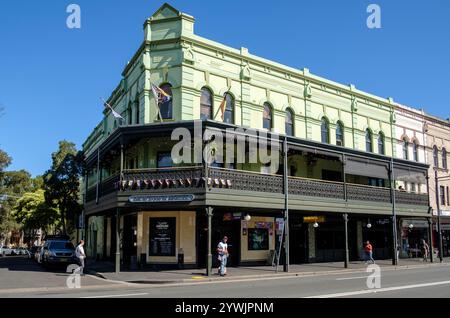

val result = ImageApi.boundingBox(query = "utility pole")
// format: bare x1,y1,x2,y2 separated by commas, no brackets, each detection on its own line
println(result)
435,169,444,263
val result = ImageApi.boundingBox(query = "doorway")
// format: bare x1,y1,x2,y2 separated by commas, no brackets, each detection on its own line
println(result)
122,214,137,267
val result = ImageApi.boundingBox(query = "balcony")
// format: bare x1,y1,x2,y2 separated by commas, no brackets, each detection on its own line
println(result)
86,167,429,215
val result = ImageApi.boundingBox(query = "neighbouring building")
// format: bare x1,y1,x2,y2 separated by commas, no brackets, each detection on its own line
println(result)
423,113,450,257
82,3,433,271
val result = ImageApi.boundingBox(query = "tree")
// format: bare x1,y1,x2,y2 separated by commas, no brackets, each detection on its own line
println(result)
11,189,59,241
43,141,84,235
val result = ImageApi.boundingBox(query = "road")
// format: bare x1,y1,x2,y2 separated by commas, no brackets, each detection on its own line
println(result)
1,255,450,298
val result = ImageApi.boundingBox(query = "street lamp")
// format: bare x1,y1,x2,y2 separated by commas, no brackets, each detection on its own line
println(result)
313,222,319,228
244,214,251,221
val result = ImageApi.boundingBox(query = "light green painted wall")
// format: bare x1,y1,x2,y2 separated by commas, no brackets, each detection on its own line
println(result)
83,3,396,161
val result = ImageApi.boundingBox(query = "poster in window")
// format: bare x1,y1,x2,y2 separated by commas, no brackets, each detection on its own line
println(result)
248,228,269,251
149,217,176,256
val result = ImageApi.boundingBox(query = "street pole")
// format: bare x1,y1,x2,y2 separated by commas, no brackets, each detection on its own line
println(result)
206,207,213,277
428,218,434,263
390,159,399,265
115,208,121,274
283,137,289,273
343,213,349,268
435,169,444,263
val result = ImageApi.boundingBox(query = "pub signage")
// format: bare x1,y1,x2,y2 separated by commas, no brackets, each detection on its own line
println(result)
129,194,194,203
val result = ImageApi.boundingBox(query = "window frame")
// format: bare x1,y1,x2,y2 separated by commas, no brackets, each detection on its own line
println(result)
336,121,344,147
159,83,173,120
200,87,213,121
285,108,294,136
320,117,330,144
365,129,373,153
263,103,273,131
378,132,385,155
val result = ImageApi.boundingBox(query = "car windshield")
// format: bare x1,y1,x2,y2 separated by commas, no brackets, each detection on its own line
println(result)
49,242,74,250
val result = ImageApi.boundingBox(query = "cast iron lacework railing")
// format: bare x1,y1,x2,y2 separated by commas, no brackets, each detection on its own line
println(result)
118,166,204,191
346,183,391,203
86,166,429,207
288,177,344,199
209,167,283,193
395,190,429,206
101,174,120,196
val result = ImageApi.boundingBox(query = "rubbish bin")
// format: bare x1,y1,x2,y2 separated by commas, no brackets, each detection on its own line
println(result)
140,253,146,269
178,248,184,269
130,255,137,270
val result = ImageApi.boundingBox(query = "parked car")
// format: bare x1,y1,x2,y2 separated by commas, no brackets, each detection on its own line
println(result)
0,245,13,256
40,240,76,266
28,246,41,260
35,246,42,263
11,247,21,255
18,247,30,257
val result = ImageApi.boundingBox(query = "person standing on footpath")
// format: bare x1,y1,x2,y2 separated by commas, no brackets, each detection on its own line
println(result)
364,240,375,264
217,236,229,277
75,239,86,275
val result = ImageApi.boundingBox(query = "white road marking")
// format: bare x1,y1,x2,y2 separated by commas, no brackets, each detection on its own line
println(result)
336,276,369,281
81,292,149,298
306,280,450,298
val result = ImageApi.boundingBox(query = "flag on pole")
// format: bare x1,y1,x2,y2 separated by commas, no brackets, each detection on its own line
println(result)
151,83,171,104
214,86,231,120
101,97,124,120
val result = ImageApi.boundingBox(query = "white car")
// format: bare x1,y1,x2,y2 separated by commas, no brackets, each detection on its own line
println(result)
0,246,13,256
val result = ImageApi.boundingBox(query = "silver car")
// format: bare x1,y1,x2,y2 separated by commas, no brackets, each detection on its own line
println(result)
0,246,13,256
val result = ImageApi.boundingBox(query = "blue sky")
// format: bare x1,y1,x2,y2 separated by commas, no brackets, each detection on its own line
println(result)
0,0,449,177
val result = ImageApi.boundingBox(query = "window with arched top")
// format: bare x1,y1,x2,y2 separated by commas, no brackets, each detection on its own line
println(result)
320,118,330,144
200,87,213,120
433,146,439,168
413,140,419,162
378,132,385,155
263,103,273,130
285,108,294,136
403,138,409,160
127,103,133,125
365,129,373,152
223,93,234,124
336,122,344,146
443,148,448,169
135,99,140,125
159,83,173,119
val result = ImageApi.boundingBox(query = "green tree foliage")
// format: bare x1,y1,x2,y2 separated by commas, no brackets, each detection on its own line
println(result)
43,141,84,235
12,189,59,237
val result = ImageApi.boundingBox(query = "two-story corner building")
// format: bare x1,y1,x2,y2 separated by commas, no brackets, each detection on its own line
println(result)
423,113,450,257
82,3,431,272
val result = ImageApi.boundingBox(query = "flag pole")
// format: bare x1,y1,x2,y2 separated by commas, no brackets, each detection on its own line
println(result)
214,86,231,120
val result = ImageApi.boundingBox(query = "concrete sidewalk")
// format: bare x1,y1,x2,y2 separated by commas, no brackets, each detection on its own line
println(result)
87,258,450,285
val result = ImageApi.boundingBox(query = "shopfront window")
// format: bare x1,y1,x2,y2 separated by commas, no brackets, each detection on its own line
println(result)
247,228,269,250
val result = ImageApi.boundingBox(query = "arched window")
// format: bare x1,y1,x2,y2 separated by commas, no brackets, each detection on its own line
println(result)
336,122,344,146
433,146,439,168
321,118,329,144
135,99,140,125
403,138,409,160
443,148,448,169
223,93,234,124
159,83,173,119
378,132,385,155
127,103,133,125
263,103,273,130
200,87,212,120
365,129,373,152
285,109,294,136
413,140,419,162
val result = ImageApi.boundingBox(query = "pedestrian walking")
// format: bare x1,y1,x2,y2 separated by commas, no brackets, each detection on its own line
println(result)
75,239,86,275
421,239,430,262
217,236,229,276
364,240,375,264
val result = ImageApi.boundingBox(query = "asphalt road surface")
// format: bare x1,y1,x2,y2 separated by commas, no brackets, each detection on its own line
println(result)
1,255,450,298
